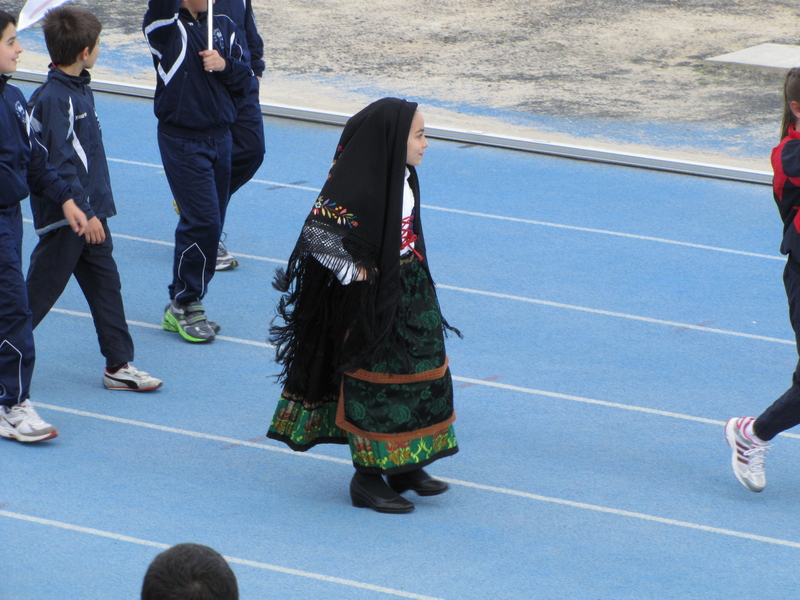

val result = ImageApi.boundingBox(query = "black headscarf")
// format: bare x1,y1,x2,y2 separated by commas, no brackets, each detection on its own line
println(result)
271,98,427,401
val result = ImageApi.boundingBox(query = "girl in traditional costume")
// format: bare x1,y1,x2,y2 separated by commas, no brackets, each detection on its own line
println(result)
267,98,459,514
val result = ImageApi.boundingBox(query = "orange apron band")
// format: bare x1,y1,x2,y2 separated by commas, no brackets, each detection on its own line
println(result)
344,356,449,385
335,362,456,442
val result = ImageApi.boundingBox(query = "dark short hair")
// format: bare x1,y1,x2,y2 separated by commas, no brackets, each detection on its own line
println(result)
41,5,101,67
0,10,16,37
141,543,239,600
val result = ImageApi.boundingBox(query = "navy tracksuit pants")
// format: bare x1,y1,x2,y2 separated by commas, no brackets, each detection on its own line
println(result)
26,219,134,368
229,76,265,197
0,204,35,408
158,130,232,305
755,259,800,440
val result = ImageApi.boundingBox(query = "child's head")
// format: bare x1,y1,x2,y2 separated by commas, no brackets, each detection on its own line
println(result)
0,11,21,76
406,110,428,167
781,68,800,139
41,6,101,69
141,543,239,600
182,0,210,18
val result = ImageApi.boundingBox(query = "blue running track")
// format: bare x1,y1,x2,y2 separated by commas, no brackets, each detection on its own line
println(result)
2,82,799,600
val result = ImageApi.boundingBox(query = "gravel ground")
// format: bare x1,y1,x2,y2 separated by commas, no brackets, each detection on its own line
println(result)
3,0,799,167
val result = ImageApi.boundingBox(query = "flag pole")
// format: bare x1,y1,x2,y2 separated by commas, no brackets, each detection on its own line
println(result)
207,0,213,51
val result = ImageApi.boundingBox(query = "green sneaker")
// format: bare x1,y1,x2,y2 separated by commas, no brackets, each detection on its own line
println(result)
162,301,217,343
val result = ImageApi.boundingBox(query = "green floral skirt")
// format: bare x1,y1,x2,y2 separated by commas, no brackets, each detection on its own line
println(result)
268,254,458,475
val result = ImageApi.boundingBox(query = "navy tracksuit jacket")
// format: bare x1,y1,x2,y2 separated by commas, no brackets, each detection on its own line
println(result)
143,0,251,305
215,0,266,195
25,67,134,368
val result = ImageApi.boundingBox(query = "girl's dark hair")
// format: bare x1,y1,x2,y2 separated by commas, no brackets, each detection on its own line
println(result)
781,68,800,139
0,10,17,36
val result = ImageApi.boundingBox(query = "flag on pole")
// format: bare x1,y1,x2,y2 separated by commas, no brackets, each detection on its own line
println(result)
16,0,72,31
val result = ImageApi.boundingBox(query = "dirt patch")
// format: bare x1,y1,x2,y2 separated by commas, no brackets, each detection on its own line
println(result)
3,0,799,169
259,1,790,123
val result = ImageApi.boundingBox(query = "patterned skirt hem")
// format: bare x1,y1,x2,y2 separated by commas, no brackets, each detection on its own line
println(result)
353,445,459,476
265,430,348,452
348,423,458,475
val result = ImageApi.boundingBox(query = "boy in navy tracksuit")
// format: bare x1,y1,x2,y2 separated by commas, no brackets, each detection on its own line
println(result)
212,0,265,271
26,6,162,392
144,0,252,343
0,10,89,443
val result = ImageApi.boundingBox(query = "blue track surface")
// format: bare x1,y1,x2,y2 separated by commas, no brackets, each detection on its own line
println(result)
2,82,799,600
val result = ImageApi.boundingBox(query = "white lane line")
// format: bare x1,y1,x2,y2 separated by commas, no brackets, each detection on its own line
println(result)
451,376,722,424
18,222,282,264
432,480,800,550
250,178,318,191
40,220,786,345
52,308,165,331
207,250,284,264
0,510,444,600
437,284,795,345
45,309,800,437
113,233,174,247
108,230,284,263
452,375,800,439
107,158,162,169
106,232,285,264
23,405,800,551
105,156,779,261
35,402,346,463
47,248,792,346
108,158,318,192
422,205,783,261
36,377,800,444
49,308,274,348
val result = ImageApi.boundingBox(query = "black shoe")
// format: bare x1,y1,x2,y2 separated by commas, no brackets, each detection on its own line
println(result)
387,468,449,496
350,474,414,514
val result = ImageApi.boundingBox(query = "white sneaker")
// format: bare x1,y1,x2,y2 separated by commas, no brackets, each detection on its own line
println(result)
0,400,58,443
725,417,769,492
215,234,238,271
103,364,163,392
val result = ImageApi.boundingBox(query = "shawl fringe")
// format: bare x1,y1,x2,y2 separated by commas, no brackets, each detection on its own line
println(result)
269,98,460,406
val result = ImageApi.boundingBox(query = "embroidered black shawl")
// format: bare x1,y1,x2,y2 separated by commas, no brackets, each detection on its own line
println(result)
271,98,450,403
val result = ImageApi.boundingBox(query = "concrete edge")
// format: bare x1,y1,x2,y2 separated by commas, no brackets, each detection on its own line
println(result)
11,69,772,186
